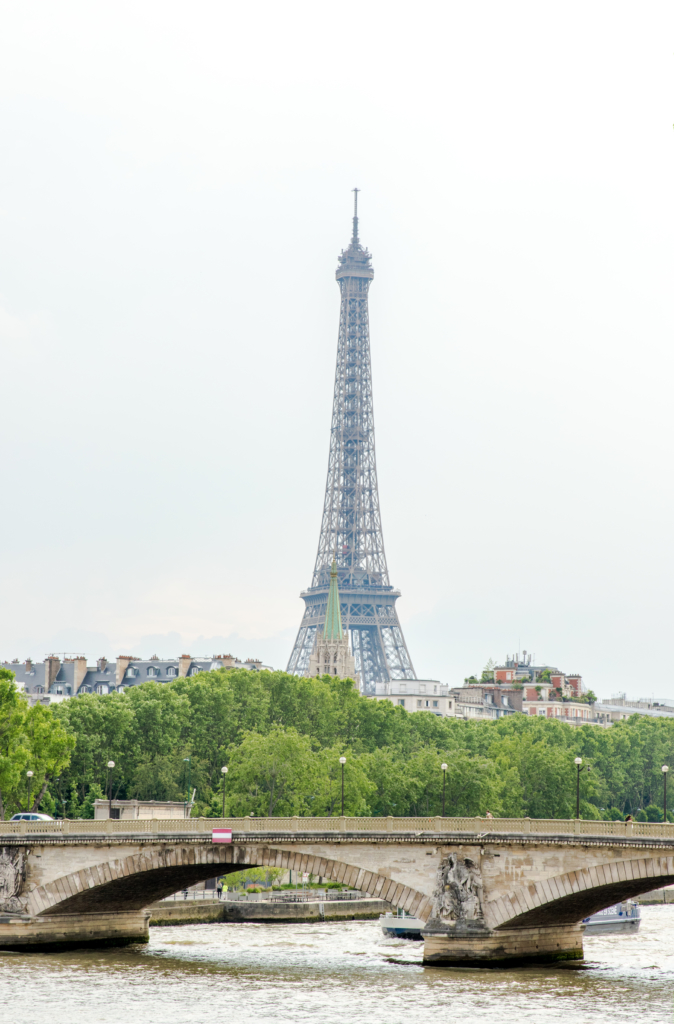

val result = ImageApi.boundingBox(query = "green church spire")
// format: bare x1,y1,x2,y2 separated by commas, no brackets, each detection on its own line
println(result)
323,560,343,640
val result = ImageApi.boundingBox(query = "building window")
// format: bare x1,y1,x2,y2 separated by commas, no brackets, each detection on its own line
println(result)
432,700,438,707
433,685,437,693
166,666,177,678
55,687,63,695
398,699,405,707
34,686,44,694
537,708,546,716
147,667,156,677
190,667,200,676
417,700,422,707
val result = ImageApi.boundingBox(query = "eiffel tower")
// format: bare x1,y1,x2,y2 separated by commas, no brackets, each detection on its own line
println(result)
287,192,416,692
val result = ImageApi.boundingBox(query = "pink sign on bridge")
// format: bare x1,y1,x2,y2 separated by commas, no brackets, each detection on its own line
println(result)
212,828,233,843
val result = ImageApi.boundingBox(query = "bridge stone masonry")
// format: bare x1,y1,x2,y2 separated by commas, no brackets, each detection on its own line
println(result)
1,816,673,965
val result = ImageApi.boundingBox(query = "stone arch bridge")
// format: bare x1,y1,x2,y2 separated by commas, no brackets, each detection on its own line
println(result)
1,816,673,965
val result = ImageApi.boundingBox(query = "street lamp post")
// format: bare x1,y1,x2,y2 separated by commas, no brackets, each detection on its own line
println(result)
339,757,346,816
221,766,228,818
441,763,448,817
106,761,115,819
183,757,191,818
663,765,669,822
574,757,583,819
26,770,34,812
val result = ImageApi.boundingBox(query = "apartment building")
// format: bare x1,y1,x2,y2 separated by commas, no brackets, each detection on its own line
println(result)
373,680,455,717
2,653,273,704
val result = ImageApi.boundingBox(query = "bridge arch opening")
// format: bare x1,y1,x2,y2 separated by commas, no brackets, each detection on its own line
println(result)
29,843,428,920
491,855,674,930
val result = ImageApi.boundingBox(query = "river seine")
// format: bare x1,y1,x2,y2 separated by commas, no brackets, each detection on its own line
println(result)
1,906,672,1023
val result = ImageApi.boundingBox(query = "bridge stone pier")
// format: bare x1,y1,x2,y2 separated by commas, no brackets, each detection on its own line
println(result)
1,816,673,965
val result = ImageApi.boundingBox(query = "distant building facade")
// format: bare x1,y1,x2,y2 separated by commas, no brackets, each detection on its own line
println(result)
2,653,274,705
592,700,674,724
93,799,193,821
605,693,674,713
451,684,522,720
374,680,454,717
485,652,593,724
492,651,583,701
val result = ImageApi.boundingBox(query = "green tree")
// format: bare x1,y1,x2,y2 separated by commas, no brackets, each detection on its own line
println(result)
309,746,375,816
226,726,319,817
172,672,237,792
0,673,31,819
22,703,75,812
488,721,591,819
0,672,74,818
54,691,136,811
481,659,496,682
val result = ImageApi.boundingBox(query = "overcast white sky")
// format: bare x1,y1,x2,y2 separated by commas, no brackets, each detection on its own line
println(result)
1,2,673,698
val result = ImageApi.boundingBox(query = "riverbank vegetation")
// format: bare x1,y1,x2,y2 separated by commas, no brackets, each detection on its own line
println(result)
0,669,74,819
2,668,673,821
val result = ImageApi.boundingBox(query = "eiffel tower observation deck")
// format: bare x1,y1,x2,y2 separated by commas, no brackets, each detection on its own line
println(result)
287,193,416,692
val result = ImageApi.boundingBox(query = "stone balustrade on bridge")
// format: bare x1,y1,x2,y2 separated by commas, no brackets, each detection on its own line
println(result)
1,814,673,840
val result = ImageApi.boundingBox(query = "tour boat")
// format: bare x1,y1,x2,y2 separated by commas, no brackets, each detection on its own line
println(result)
380,909,423,939
381,900,641,940
582,901,641,935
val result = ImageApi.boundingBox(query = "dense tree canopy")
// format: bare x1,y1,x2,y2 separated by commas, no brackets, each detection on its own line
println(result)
4,667,673,821
0,670,74,819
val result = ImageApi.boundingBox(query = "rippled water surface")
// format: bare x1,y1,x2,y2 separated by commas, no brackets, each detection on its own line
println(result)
1,907,673,1023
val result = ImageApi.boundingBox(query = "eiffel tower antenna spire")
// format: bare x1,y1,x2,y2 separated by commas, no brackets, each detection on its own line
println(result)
287,194,416,690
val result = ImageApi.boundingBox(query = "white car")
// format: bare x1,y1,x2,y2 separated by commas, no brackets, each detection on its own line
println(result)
10,812,54,821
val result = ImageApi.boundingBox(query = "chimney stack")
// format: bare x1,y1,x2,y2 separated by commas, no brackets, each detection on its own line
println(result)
178,654,191,678
73,656,88,692
116,656,135,688
45,655,61,687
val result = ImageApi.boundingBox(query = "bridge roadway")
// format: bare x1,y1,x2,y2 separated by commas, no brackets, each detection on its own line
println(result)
1,815,673,965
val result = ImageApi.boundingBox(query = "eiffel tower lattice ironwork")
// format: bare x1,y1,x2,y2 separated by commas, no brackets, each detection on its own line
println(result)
287,192,416,692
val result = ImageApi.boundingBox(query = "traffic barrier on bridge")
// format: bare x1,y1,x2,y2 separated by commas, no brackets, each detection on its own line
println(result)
2,816,674,839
